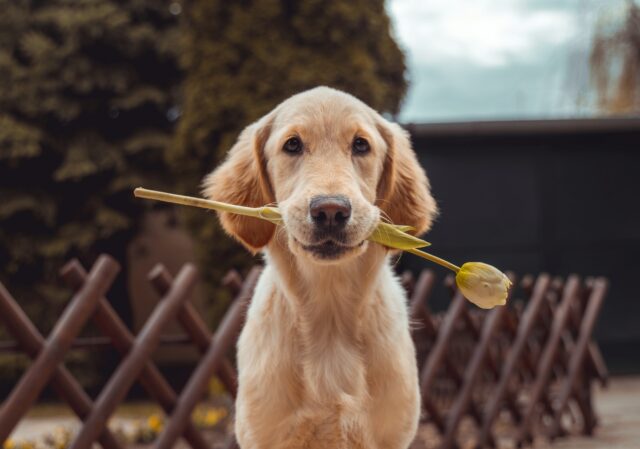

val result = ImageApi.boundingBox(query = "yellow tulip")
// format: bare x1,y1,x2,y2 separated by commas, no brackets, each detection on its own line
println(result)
455,262,512,309
133,188,511,308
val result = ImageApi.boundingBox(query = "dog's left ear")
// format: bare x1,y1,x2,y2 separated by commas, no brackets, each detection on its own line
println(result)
202,114,276,253
375,118,438,236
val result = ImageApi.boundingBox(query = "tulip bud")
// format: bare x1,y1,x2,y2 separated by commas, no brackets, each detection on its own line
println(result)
455,262,512,309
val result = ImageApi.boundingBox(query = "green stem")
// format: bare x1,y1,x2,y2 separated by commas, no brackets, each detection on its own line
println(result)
134,187,263,218
135,187,462,273
406,248,461,273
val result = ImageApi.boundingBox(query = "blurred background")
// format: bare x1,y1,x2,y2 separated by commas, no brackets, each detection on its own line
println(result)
0,0,638,393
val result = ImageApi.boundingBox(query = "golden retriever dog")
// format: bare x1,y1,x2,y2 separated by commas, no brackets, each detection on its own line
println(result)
204,86,437,449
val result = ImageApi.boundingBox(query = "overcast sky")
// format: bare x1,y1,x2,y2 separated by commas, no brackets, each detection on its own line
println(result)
387,0,632,122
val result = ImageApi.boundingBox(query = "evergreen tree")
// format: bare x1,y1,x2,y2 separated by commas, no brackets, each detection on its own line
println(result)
0,0,183,330
0,0,407,336
171,0,408,319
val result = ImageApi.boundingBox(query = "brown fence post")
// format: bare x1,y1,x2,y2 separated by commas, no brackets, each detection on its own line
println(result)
60,260,210,449
549,277,608,438
68,264,199,449
517,275,581,446
153,267,261,449
0,255,120,443
147,265,240,397
400,270,416,295
409,271,466,435
477,274,551,448
409,270,437,336
419,291,467,431
441,305,507,449
0,282,123,449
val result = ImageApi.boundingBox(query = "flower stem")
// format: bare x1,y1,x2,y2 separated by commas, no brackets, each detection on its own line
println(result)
406,248,461,273
135,187,462,273
134,187,262,218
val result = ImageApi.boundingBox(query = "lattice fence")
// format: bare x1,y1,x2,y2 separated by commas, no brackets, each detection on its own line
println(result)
0,254,607,449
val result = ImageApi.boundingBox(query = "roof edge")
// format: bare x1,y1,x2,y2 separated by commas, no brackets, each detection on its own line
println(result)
404,116,640,138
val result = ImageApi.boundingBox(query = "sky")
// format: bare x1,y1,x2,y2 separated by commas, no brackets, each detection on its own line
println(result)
387,0,633,122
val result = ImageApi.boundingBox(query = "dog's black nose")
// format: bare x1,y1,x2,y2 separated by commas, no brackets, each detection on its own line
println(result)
310,196,351,230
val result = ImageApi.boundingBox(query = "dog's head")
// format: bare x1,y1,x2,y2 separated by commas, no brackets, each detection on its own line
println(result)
203,87,437,264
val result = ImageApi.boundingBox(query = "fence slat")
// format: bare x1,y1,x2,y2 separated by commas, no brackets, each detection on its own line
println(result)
153,267,261,449
147,264,239,397
0,255,120,443
477,274,551,448
419,292,467,430
549,277,608,438
441,305,507,449
517,275,581,445
0,282,123,449
60,260,210,449
68,264,199,449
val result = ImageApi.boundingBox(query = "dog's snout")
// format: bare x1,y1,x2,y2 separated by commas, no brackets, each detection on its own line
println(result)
310,195,351,230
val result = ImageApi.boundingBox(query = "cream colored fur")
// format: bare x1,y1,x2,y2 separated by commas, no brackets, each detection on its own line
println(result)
203,87,437,449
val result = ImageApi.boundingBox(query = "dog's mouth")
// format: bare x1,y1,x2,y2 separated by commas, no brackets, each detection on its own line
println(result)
297,238,365,260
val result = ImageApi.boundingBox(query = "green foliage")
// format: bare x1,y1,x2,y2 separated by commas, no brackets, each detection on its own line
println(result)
0,0,182,331
0,0,407,345
171,0,407,318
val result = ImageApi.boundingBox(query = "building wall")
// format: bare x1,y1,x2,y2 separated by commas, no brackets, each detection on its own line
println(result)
404,118,640,373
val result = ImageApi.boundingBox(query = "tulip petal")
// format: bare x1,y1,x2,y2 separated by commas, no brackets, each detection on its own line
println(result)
455,262,511,309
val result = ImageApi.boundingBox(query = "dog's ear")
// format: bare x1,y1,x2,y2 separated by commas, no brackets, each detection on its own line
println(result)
376,118,438,236
202,115,276,253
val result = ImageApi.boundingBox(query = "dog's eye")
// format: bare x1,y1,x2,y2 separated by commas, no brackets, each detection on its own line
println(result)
283,137,303,154
352,137,370,155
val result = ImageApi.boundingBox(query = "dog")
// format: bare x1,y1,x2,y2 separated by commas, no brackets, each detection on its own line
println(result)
203,86,437,449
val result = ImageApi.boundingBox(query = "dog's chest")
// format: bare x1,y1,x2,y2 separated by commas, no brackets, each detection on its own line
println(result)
236,275,420,448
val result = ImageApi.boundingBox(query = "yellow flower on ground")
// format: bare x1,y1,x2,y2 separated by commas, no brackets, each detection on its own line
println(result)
208,376,227,396
455,262,512,309
147,414,164,432
204,408,227,426
192,405,228,428
4,439,14,449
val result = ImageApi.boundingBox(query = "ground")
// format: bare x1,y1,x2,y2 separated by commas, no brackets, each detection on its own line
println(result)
535,376,640,449
9,376,640,448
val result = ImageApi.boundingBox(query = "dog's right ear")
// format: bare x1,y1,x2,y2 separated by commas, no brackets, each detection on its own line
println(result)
202,115,276,253
375,118,438,236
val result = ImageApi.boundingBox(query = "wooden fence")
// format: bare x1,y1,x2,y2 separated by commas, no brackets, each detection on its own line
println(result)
0,254,607,449
404,270,608,448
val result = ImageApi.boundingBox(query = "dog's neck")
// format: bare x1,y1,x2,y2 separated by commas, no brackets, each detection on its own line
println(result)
265,240,390,400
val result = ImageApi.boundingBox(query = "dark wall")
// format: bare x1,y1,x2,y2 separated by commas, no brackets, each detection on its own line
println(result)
404,118,640,373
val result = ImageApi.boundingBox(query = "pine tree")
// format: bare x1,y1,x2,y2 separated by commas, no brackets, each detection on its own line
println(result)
0,0,183,330
0,0,407,337
170,0,407,320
